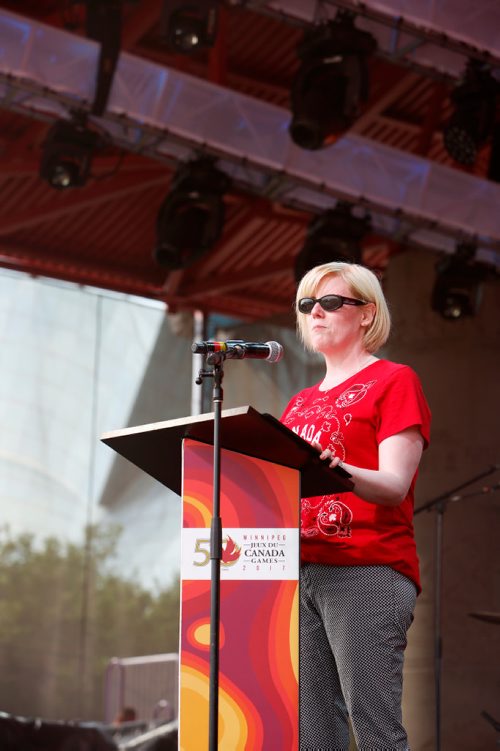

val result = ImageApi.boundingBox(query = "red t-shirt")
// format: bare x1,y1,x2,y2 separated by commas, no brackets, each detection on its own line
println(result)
280,359,431,592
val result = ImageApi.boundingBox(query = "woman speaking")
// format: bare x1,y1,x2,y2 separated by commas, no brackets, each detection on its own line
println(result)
281,262,431,750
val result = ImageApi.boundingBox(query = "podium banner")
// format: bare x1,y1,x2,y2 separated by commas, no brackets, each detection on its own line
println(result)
179,438,299,751
181,527,299,581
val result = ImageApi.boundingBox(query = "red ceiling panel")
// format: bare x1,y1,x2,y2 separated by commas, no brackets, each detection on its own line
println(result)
0,0,496,318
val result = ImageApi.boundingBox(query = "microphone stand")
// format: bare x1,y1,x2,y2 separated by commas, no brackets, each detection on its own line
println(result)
415,463,500,751
195,351,225,751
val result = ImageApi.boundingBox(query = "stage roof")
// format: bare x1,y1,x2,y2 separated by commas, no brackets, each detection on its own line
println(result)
0,0,499,320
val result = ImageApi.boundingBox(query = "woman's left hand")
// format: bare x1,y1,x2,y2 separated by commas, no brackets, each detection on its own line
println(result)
311,441,343,469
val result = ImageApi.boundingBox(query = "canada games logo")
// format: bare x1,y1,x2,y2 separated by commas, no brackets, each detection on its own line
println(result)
192,535,242,568
182,528,299,580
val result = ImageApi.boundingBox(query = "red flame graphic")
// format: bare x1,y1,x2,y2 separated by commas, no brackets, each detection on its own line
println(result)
222,535,241,566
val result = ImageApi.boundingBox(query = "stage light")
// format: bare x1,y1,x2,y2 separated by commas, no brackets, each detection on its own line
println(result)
289,12,376,150
162,1,219,54
431,243,486,320
40,119,99,190
154,157,230,270
443,60,498,166
294,203,371,282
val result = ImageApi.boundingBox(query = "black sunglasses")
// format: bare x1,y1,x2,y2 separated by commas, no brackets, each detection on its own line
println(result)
298,294,368,314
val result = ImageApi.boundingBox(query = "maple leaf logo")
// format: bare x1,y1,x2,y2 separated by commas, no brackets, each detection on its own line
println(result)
221,535,241,566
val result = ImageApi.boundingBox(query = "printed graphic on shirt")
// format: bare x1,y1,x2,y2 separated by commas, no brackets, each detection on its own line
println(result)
284,380,378,540
302,496,353,538
285,399,345,461
335,380,376,408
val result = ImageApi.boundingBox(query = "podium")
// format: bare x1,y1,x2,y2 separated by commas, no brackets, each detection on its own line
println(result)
102,406,353,751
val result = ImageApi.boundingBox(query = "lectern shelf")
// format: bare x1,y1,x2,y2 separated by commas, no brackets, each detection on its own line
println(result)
101,405,353,498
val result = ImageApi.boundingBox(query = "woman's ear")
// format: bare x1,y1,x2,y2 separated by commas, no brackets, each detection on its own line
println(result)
360,303,376,327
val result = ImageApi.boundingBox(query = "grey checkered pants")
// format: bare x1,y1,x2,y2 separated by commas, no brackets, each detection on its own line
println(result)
300,563,416,751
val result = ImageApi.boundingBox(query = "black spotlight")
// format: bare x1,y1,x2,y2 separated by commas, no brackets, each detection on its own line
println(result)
431,243,487,320
289,12,376,150
40,119,99,189
162,1,219,54
443,60,498,166
154,157,230,270
294,203,371,282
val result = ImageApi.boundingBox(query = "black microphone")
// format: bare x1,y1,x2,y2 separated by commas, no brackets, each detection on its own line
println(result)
192,339,284,363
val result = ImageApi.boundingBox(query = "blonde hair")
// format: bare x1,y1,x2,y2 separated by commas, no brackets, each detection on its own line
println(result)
296,262,391,353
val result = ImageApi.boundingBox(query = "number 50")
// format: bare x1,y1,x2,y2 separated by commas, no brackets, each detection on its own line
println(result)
193,538,210,567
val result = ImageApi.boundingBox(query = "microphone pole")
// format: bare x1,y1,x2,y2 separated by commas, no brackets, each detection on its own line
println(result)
192,338,283,749
415,463,499,751
195,350,225,751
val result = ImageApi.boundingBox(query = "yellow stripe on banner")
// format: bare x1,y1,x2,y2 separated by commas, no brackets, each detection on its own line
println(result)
180,664,249,751
183,494,211,527
290,584,299,684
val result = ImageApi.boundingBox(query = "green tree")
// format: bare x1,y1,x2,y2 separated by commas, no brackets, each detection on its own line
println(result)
0,525,179,722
